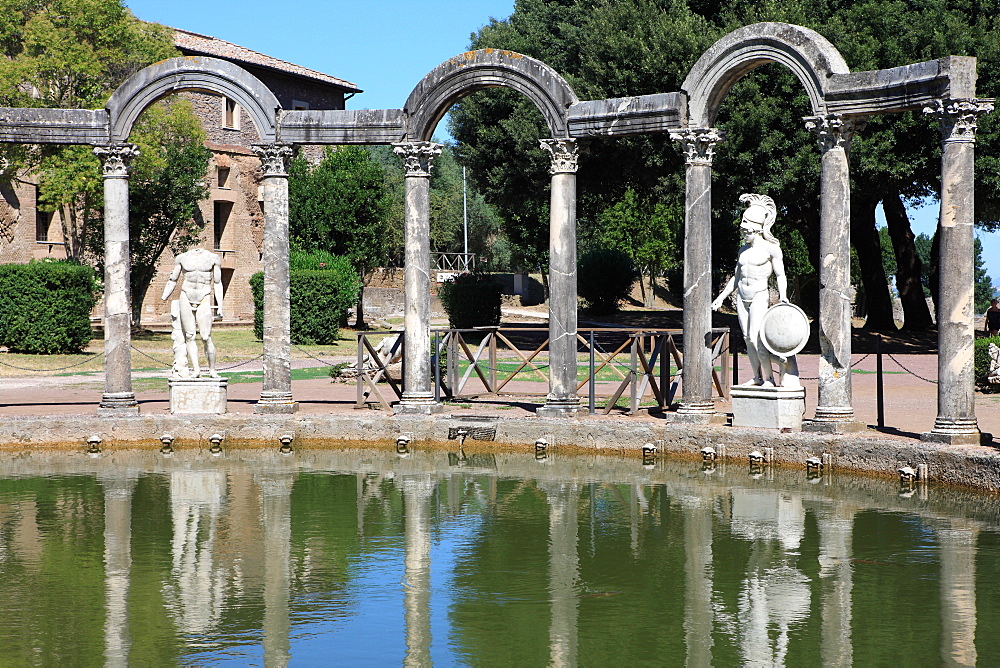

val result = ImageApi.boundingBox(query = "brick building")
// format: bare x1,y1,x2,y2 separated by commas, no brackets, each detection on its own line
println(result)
0,28,359,326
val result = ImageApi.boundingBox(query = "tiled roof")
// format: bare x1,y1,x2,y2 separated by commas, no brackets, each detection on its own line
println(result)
173,28,361,93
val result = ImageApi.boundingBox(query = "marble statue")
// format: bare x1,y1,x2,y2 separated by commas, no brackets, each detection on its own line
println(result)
161,247,224,378
712,194,801,389
988,343,1000,385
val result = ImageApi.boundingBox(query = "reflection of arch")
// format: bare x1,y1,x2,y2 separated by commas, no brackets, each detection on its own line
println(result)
403,49,578,141
105,56,280,143
683,22,850,127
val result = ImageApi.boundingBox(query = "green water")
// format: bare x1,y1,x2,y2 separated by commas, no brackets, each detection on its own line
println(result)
0,447,997,666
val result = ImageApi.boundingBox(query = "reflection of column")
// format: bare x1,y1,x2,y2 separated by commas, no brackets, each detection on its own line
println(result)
541,481,580,667
165,470,226,634
258,472,295,668
393,141,444,414
101,475,136,668
817,507,854,667
401,475,435,667
94,144,140,416
537,138,582,417
921,99,993,443
937,526,978,667
252,143,298,414
669,128,724,422
804,114,861,428
682,500,714,668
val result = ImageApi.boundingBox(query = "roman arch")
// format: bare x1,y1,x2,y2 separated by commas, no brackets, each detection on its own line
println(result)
0,23,990,443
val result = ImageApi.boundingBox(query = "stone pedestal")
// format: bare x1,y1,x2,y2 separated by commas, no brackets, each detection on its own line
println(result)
168,377,228,414
731,385,805,430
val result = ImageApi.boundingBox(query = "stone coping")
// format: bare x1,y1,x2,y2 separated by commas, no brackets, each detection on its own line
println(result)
2,413,998,492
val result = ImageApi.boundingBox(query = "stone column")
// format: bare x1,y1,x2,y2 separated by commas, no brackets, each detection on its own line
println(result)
669,128,725,423
252,144,298,414
538,138,582,417
922,99,994,444
95,144,140,416
100,475,136,668
401,475,435,666
392,141,444,414
804,114,864,432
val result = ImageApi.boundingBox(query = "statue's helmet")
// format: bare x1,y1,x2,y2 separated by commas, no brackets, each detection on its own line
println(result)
739,193,777,242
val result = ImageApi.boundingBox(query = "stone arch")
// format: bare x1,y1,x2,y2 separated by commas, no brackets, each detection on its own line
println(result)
105,56,280,143
683,22,850,127
403,49,579,141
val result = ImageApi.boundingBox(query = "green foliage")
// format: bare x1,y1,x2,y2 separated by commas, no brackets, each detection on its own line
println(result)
250,257,360,345
879,227,897,278
974,336,1000,392
914,232,933,296
438,273,502,329
0,260,98,353
975,236,994,314
289,146,393,275
289,248,344,271
0,0,178,260
578,248,637,314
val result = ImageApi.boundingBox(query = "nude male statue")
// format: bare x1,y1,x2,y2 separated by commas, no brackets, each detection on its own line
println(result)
711,194,799,387
161,247,224,378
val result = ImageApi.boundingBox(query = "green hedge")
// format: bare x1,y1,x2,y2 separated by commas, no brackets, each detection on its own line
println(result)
0,261,99,353
438,273,502,329
250,256,360,345
578,248,637,314
975,336,1000,392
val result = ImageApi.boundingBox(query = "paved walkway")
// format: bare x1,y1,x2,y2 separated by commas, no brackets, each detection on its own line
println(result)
3,350,999,444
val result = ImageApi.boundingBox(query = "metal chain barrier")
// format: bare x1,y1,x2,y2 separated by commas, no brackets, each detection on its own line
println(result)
886,352,938,384
291,343,344,367
0,351,104,372
131,345,265,372
130,345,173,368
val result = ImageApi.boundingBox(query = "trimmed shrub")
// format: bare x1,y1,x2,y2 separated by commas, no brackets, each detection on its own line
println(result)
250,255,360,345
975,335,1000,392
439,272,502,329
578,248,637,314
0,261,99,353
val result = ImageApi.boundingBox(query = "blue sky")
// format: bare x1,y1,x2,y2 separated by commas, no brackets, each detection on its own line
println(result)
125,0,999,290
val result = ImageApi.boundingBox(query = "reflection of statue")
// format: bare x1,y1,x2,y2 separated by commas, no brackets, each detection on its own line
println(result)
161,248,223,378
712,194,800,388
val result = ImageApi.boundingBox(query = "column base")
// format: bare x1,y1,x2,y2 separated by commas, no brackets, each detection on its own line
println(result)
671,401,726,424
254,391,298,414
803,420,867,434
394,393,444,415
921,417,987,445
98,392,139,417
536,396,582,418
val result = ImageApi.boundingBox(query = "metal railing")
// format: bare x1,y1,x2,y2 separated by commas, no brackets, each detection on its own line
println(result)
434,252,476,272
355,327,730,413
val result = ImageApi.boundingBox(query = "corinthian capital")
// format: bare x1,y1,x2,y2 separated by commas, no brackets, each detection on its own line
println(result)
539,138,580,174
669,128,724,165
93,143,140,178
804,113,862,152
252,143,294,177
392,141,443,177
923,98,995,144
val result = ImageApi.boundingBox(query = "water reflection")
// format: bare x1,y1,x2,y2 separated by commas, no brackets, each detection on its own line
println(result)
0,449,998,665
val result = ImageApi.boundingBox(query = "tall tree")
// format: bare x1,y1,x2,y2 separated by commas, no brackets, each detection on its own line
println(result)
288,146,393,327
0,0,177,260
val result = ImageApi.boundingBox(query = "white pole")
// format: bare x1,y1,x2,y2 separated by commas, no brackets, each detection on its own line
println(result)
462,166,469,268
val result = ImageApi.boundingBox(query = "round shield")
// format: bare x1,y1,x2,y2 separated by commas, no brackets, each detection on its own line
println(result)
759,302,810,357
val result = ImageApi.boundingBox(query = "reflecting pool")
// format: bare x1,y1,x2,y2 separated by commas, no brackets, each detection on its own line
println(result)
0,447,998,666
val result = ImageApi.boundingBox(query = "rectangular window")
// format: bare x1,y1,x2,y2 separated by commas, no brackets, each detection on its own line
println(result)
223,97,240,129
292,100,310,111
213,201,233,250
217,166,230,189
35,210,51,242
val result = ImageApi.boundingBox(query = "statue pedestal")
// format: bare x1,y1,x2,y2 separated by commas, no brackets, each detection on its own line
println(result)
731,385,805,430
168,376,228,414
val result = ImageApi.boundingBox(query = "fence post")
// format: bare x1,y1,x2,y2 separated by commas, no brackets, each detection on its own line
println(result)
357,332,365,407
433,330,440,403
630,333,639,414
589,330,596,414
490,329,497,393
876,333,884,429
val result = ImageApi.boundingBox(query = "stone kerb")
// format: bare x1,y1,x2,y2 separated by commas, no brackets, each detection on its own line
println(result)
105,56,280,144
682,22,850,127
403,49,579,141
0,108,109,145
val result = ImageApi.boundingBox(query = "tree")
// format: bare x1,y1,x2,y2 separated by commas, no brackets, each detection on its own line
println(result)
288,146,393,327
975,236,994,314
0,0,177,261
451,0,1000,331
